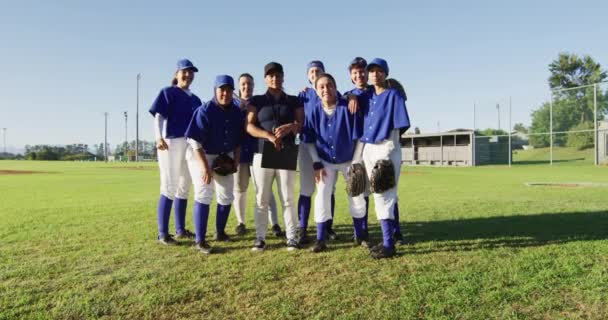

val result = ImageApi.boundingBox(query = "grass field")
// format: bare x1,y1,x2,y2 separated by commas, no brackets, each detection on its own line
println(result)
1,160,608,319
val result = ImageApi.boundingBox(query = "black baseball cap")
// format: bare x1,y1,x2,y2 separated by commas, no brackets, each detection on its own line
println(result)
264,62,284,76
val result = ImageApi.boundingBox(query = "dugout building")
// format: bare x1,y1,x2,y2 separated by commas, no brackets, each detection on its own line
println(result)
400,130,511,166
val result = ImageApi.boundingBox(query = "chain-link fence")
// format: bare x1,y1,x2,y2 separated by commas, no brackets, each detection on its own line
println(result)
402,82,608,166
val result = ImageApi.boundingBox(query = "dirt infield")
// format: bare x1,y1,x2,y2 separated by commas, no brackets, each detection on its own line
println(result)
0,170,56,175
103,166,156,170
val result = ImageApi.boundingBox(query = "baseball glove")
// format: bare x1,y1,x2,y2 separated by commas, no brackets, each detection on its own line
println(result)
370,159,396,193
212,153,237,176
345,163,367,197
386,78,407,101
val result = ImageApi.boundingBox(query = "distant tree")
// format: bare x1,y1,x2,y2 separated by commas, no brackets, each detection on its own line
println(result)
513,123,528,133
529,53,608,148
475,128,508,136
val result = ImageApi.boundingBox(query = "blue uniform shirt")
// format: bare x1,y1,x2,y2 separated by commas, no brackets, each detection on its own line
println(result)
303,97,363,164
234,97,257,163
360,88,410,144
149,86,202,138
185,99,244,155
298,87,321,125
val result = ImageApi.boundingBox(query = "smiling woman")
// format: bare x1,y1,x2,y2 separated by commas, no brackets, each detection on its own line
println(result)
149,58,202,246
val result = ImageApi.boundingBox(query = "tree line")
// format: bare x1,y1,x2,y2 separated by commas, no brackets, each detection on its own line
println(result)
21,141,157,161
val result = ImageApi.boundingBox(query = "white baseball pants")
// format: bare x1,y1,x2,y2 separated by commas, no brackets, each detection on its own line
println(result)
251,153,297,241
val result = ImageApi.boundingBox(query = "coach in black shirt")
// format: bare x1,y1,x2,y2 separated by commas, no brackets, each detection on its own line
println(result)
246,62,304,252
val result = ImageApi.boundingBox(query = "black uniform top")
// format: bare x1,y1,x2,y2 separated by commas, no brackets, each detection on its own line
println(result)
248,90,303,151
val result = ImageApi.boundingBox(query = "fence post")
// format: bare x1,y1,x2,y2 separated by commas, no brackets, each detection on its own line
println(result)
509,97,512,167
550,94,553,165
594,84,598,166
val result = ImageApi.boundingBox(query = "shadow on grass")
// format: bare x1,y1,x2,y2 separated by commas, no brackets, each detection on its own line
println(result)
331,211,608,254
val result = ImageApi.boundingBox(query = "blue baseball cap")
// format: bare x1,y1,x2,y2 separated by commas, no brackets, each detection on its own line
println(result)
177,59,199,72
307,60,325,72
366,58,389,76
214,74,234,89
348,57,367,71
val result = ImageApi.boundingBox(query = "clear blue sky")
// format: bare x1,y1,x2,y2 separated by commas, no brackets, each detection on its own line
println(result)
2,0,608,153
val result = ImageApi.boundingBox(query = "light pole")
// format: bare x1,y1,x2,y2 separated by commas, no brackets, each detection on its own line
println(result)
104,112,108,162
2,128,6,155
496,103,501,131
136,73,141,161
124,111,128,162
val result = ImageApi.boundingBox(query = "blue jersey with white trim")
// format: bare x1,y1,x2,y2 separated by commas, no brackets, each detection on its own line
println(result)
303,97,363,164
185,99,244,155
149,86,202,138
360,88,410,144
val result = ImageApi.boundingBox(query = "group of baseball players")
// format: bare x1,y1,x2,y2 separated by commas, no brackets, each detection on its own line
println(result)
149,57,410,259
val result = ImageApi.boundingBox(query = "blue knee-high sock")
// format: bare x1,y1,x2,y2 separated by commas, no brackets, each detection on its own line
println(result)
327,194,336,229
380,219,395,249
363,196,370,231
216,204,231,234
157,195,173,238
174,198,187,234
194,202,210,243
393,204,402,235
298,195,311,229
316,221,328,241
352,217,365,239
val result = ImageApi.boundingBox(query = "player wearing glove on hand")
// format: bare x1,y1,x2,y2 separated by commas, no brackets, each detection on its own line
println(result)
353,58,411,259
184,75,244,254
302,73,368,252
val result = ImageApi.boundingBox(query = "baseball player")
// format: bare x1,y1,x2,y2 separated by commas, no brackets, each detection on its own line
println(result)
233,73,283,237
353,58,410,259
296,60,338,245
246,62,304,251
149,58,202,245
345,57,406,246
185,74,244,254
302,73,367,252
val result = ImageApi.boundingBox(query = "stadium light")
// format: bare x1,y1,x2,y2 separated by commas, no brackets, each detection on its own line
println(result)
2,128,6,155
124,111,128,162
104,112,108,162
136,73,141,162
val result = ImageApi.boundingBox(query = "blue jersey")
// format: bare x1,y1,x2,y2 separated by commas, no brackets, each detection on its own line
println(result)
360,88,410,144
234,97,257,163
298,87,321,125
303,97,363,164
149,86,202,139
185,99,244,155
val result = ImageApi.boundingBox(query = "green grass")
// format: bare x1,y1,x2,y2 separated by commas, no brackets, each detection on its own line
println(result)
1,160,607,319
513,146,594,165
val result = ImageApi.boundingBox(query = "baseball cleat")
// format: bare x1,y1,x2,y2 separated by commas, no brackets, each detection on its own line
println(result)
235,223,246,236
252,240,266,252
311,240,327,253
297,227,310,245
158,234,178,246
272,224,285,238
175,229,195,240
286,239,301,251
326,227,338,241
194,241,212,254
369,245,396,259
214,232,231,242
